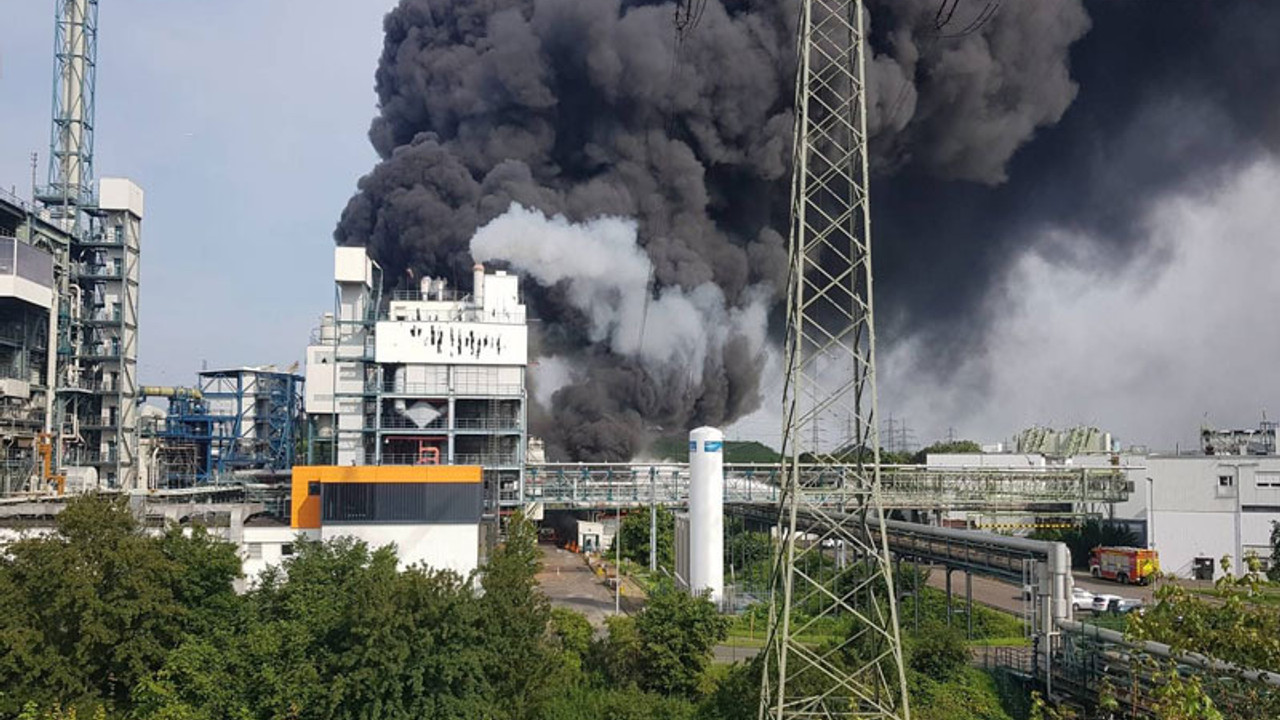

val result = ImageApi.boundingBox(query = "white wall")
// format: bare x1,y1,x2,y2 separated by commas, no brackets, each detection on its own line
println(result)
375,320,527,366
926,453,1048,468
240,526,313,589
1150,511,1236,578
1131,456,1280,577
321,524,479,576
576,520,615,554
304,345,335,413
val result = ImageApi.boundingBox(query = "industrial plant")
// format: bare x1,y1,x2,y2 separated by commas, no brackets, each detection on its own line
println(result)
1,1,1279,719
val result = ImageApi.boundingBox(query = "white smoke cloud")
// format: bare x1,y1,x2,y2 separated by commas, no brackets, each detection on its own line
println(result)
471,203,771,382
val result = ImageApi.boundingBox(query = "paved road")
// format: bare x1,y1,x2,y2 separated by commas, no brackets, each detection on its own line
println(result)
921,567,1154,617
536,544,645,627
1071,571,1155,604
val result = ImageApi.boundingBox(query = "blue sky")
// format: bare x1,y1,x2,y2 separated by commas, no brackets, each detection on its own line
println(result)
0,1,395,385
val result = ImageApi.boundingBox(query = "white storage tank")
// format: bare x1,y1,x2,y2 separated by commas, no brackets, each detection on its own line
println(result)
689,426,725,605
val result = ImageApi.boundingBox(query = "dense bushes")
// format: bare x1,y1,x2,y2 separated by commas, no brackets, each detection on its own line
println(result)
0,495,734,720
0,494,1028,720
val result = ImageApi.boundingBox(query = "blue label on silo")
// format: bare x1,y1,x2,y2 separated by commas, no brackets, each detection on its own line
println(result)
689,440,697,452
704,441,723,452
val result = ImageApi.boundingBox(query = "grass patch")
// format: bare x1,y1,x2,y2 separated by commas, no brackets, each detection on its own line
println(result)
899,584,1027,641
967,636,1031,648
1078,612,1130,632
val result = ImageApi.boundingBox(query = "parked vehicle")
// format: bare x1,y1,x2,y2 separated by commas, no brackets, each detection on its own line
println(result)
1091,593,1122,614
1089,546,1159,585
1107,597,1145,615
1071,587,1095,612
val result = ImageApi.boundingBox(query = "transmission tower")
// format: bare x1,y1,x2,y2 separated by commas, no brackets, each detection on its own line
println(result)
759,0,911,718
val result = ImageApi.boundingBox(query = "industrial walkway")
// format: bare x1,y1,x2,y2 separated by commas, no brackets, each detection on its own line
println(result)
524,462,1130,510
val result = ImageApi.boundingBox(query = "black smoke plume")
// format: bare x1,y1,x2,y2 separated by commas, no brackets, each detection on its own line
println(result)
334,0,1091,460
872,0,1280,397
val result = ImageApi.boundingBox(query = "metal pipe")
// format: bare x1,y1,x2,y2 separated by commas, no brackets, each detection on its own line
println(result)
1057,619,1280,688
966,571,973,639
946,567,953,626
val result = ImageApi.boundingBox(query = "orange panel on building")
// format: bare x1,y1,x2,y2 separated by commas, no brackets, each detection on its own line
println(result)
290,465,482,528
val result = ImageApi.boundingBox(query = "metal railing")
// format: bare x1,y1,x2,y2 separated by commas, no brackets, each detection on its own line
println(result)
377,452,519,467
379,381,450,396
79,264,123,279
83,231,123,246
376,415,521,431
453,417,521,430
378,380,523,397
378,414,449,430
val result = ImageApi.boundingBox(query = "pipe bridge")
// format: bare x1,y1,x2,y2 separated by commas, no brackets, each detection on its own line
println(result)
523,462,1132,511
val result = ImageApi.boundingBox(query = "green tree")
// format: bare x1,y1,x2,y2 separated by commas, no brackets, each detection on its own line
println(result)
480,513,557,720
696,658,760,720
1123,564,1280,719
1269,521,1280,582
136,536,497,720
0,494,237,714
906,624,967,681
549,608,593,677
613,507,675,569
910,440,982,464
592,615,644,689
631,583,730,698
1031,519,1139,570
537,685,694,720
724,528,771,592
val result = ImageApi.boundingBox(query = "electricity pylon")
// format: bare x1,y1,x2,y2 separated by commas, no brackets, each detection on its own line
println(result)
759,0,911,717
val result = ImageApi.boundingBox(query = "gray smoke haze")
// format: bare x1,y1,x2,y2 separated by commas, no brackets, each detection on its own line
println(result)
334,0,1092,460
856,0,1280,450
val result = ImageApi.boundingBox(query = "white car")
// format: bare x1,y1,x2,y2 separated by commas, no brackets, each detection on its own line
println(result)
1070,587,1095,612
1091,593,1122,614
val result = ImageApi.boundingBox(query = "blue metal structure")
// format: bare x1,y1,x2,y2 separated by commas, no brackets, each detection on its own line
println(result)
140,369,303,487
197,369,304,480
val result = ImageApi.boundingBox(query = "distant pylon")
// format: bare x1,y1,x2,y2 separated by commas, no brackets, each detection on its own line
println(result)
759,0,911,718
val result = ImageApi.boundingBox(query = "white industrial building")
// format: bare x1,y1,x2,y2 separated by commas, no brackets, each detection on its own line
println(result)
1109,455,1280,579
305,248,528,516
931,423,1280,579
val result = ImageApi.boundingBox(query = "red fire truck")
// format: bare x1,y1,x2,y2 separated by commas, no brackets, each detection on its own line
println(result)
1089,546,1159,585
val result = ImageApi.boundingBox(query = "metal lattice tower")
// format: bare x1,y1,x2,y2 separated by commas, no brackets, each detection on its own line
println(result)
44,0,98,208
759,0,911,718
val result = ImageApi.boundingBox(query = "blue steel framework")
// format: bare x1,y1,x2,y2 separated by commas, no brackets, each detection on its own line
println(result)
198,370,303,477
144,370,303,487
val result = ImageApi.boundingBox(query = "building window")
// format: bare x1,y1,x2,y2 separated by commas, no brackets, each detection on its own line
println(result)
1219,474,1235,488
1257,472,1280,488
246,543,263,560
320,482,480,524
281,543,295,557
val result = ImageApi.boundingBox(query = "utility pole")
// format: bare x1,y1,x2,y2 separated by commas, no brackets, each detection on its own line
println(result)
649,467,657,572
615,502,622,616
759,0,911,717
